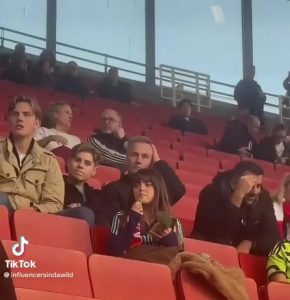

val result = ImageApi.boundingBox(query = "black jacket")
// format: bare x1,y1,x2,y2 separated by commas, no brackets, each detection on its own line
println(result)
88,131,127,170
255,137,290,163
101,160,185,223
234,79,266,120
283,75,290,97
63,176,107,225
216,120,257,154
168,115,207,135
191,171,280,256
0,242,17,300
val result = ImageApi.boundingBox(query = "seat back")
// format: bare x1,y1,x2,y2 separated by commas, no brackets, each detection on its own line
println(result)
15,288,96,300
89,254,176,300
238,253,268,287
267,282,290,300
184,238,239,267
90,226,110,255
179,270,259,300
0,205,11,240
13,210,93,256
94,165,121,185
3,241,92,297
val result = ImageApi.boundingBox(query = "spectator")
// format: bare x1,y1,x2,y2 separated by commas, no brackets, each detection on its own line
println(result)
2,54,28,84
283,71,290,97
34,102,81,159
88,109,127,169
0,96,64,213
191,161,280,256
216,115,260,157
267,240,290,283
0,96,95,225
55,61,86,98
33,53,55,89
109,168,183,256
234,66,266,122
0,53,11,76
0,241,17,300
64,143,106,225
168,99,207,135
98,67,134,103
102,136,185,223
255,123,290,164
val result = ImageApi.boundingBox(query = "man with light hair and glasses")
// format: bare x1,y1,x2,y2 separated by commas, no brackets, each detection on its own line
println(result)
88,108,127,169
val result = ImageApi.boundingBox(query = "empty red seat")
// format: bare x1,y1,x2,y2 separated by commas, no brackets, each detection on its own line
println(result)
181,132,215,148
267,282,290,300
13,210,93,256
184,238,240,268
238,253,268,287
176,169,214,186
94,165,121,185
87,177,102,189
179,269,258,300
178,161,218,177
183,153,220,169
15,289,97,300
158,147,180,162
263,177,280,193
2,241,93,297
208,149,241,163
172,143,207,157
89,254,176,300
0,206,11,240
221,159,239,170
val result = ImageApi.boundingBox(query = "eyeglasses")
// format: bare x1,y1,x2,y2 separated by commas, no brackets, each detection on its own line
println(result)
102,117,117,123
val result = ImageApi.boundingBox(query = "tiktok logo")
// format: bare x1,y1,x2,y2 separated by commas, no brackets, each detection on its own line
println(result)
12,236,29,257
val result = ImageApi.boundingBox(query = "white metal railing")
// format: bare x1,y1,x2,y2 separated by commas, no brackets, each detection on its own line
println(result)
279,95,290,122
159,64,211,112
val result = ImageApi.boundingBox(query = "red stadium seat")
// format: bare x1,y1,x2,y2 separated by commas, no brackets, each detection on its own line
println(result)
90,226,110,255
2,241,93,297
56,156,66,174
172,143,207,157
221,159,239,170
157,147,180,162
13,210,93,256
89,254,176,300
171,196,198,237
180,132,215,148
176,169,214,186
0,206,11,240
15,289,97,300
184,238,240,268
238,253,268,287
263,177,280,193
208,149,241,163
178,270,258,300
94,165,121,185
87,177,102,189
183,153,220,168
267,282,290,300
178,161,218,177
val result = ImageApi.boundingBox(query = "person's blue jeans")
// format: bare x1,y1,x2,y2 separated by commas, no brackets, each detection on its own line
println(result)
0,192,14,213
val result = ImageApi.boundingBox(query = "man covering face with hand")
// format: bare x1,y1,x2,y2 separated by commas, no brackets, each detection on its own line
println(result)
191,161,280,256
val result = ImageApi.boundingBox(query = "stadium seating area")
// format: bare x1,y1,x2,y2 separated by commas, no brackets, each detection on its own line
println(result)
1,79,290,299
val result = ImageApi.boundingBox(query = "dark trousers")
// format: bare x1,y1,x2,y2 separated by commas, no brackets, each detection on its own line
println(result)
0,193,95,226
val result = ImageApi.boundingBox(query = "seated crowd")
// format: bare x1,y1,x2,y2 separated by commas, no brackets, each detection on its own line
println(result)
2,48,290,292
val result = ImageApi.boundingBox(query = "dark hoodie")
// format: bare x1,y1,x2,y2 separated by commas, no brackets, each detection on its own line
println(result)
191,171,280,256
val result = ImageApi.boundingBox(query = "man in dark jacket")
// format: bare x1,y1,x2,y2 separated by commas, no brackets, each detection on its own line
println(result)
102,136,185,223
168,99,207,135
234,66,266,122
63,143,107,225
191,161,280,256
55,61,86,98
255,123,290,164
216,115,260,156
88,109,127,170
0,241,17,300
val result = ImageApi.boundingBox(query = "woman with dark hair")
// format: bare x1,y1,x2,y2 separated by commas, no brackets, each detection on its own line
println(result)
34,102,80,157
0,241,17,299
109,169,183,256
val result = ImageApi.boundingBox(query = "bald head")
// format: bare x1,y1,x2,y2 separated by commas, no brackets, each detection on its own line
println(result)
101,108,122,134
247,115,260,136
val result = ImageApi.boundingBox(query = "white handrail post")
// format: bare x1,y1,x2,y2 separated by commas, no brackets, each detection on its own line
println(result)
195,72,200,113
104,54,108,73
159,65,163,98
279,96,283,123
172,67,176,107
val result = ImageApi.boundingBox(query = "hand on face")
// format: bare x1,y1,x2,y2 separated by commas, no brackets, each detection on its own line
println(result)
151,144,160,163
235,175,259,199
131,201,143,215
114,126,125,140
